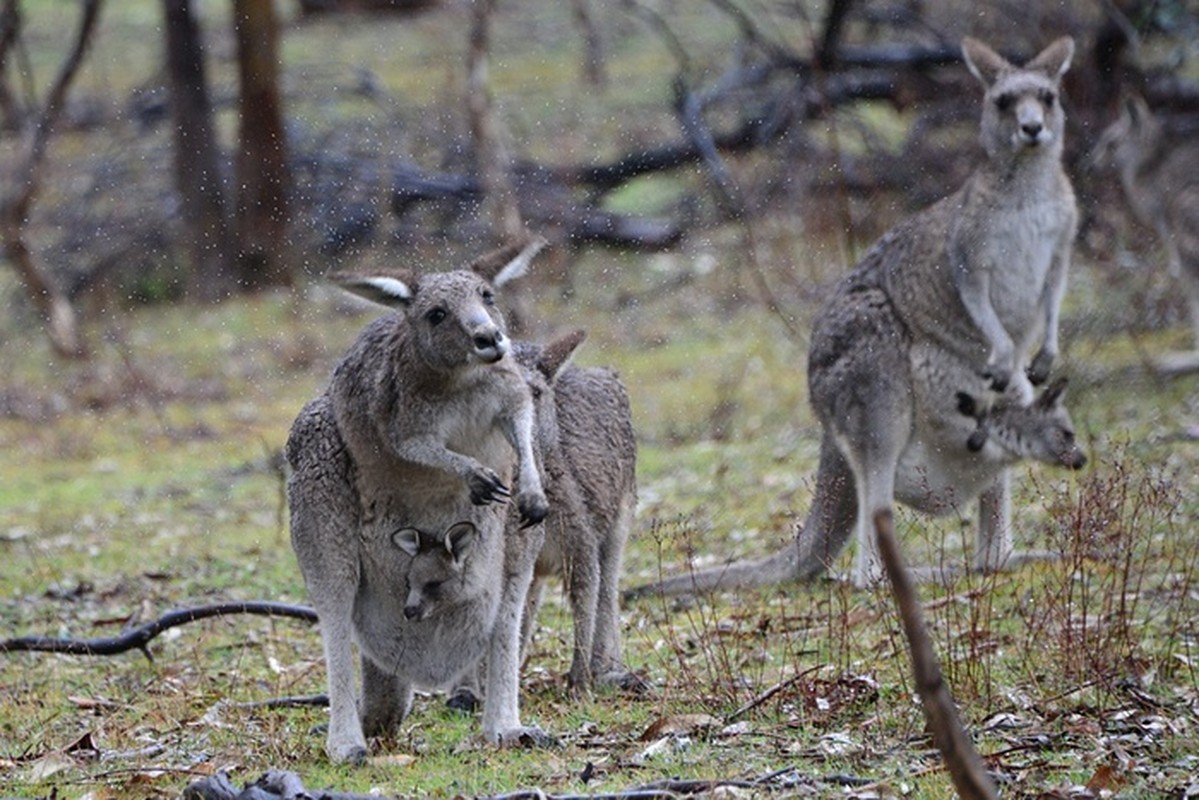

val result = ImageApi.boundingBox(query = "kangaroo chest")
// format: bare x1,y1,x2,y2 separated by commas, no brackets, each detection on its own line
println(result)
976,207,1061,332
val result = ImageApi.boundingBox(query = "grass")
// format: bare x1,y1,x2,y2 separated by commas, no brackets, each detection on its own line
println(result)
3,2,1199,798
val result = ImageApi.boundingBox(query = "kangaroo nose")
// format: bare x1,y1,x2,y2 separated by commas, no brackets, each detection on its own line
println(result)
404,605,421,620
473,331,501,350
1022,122,1042,138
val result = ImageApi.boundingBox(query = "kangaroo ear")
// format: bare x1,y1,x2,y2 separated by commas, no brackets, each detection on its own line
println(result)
444,522,477,564
331,271,415,308
1026,36,1074,79
471,234,548,287
537,329,587,382
392,528,423,557
962,37,1010,87
956,391,980,418
1038,376,1069,408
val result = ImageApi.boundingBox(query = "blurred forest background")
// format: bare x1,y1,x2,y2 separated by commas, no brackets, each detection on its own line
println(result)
1,0,1197,357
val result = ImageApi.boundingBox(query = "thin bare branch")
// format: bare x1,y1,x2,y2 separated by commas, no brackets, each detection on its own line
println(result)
1,602,318,660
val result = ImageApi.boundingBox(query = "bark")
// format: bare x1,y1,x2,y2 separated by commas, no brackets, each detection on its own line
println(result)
163,0,237,302
571,0,606,87
0,0,103,358
466,0,523,240
0,0,22,130
874,510,999,800
231,0,292,291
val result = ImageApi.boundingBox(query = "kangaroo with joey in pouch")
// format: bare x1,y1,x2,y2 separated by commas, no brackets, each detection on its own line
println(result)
286,236,553,763
1092,92,1199,373
628,36,1082,595
447,329,639,711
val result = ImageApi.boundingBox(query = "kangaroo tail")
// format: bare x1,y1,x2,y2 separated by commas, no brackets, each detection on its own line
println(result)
623,436,858,600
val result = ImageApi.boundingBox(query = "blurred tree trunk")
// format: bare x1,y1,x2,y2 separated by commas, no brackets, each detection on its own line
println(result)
0,0,102,358
570,0,606,87
0,0,23,130
466,0,523,240
231,0,292,291
162,0,237,302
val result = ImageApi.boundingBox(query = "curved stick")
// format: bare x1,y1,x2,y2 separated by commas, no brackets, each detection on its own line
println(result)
1,602,317,661
874,509,998,800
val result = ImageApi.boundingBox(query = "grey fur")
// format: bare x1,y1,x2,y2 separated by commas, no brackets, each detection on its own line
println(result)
286,238,553,763
628,37,1080,594
516,331,638,692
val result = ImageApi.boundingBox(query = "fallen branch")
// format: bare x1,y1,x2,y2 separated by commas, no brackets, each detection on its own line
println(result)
1,601,317,661
874,509,998,800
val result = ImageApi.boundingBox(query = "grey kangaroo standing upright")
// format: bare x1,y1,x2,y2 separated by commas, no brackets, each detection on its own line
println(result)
628,37,1080,594
286,238,551,763
1092,93,1199,371
515,331,638,692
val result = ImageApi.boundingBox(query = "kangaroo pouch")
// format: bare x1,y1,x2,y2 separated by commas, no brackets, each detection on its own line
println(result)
352,520,503,689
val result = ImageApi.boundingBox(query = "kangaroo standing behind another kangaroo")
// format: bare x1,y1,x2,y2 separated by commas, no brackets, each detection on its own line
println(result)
1092,93,1199,372
287,238,551,763
628,37,1080,594
515,331,638,692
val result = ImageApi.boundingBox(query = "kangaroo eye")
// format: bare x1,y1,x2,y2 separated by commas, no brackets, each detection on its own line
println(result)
423,581,444,599
1040,89,1056,108
426,307,447,326
995,93,1015,112
481,290,495,306
1062,430,1075,445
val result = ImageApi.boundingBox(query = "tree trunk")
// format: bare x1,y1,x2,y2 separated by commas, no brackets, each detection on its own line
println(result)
0,0,103,358
466,0,523,240
231,0,292,291
162,0,237,302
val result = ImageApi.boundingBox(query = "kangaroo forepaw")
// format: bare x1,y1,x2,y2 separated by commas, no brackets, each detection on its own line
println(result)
467,468,511,506
517,493,549,528
1027,350,1055,386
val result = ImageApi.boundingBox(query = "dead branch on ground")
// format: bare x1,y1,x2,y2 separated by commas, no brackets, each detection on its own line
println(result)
1,601,317,661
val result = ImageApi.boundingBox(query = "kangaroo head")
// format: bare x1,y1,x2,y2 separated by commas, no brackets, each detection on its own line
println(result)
330,235,547,370
393,521,478,622
1090,92,1161,183
514,329,587,453
959,378,1086,470
963,36,1074,162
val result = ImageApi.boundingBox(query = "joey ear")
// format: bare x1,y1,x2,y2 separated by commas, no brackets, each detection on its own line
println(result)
537,329,587,382
962,37,1010,87
471,234,548,287
392,528,423,557
1026,36,1074,79
444,522,477,564
331,272,416,308
956,391,980,418
1038,376,1069,409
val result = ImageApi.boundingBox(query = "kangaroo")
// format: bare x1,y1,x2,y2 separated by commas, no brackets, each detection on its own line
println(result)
287,237,552,763
627,37,1079,594
516,331,638,692
1092,93,1199,368
448,330,638,708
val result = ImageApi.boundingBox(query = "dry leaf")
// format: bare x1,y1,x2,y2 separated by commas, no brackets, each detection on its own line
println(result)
368,753,417,767
639,713,720,741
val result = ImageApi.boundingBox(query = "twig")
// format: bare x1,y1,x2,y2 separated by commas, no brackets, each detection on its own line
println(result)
874,509,998,800
725,664,823,722
1,601,317,661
